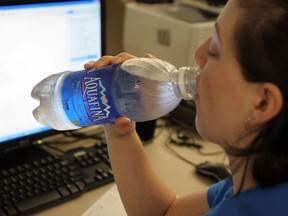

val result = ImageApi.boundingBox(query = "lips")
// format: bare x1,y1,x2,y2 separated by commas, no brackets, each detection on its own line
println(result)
194,92,200,103
194,75,200,101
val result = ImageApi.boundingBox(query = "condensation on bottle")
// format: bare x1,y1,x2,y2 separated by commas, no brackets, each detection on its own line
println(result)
31,58,200,130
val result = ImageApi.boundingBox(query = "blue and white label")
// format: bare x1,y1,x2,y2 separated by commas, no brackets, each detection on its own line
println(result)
61,64,121,126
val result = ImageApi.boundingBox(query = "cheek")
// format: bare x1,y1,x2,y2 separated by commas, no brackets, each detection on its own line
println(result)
195,74,220,139
198,71,221,112
195,71,246,144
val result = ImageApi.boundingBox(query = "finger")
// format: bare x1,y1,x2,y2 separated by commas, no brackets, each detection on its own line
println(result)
144,53,156,58
112,52,137,64
99,53,136,66
94,55,115,68
84,61,96,70
84,55,115,70
84,53,137,70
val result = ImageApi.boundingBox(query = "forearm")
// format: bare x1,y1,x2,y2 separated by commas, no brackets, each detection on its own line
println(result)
86,53,210,216
104,120,176,216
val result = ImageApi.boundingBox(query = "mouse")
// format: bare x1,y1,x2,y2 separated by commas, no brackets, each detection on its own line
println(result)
195,161,231,183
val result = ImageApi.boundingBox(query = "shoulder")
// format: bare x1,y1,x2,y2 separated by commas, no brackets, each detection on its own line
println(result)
207,181,288,216
207,176,233,208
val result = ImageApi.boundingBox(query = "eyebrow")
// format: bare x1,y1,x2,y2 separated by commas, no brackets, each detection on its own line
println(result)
215,21,221,43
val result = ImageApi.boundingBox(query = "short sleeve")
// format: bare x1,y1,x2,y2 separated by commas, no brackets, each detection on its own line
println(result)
207,177,233,209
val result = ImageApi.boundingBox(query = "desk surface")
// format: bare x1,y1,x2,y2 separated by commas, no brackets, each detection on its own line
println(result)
36,125,226,216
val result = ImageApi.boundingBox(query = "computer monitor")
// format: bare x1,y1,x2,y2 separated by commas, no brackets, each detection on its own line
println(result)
0,0,105,154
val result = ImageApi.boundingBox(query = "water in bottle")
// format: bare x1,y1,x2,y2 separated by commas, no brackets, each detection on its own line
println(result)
31,58,200,130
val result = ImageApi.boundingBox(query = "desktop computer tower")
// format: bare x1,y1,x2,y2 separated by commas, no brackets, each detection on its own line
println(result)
123,2,217,132
123,2,217,67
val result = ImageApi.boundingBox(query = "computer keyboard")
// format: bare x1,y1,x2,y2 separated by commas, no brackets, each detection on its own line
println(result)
0,142,114,216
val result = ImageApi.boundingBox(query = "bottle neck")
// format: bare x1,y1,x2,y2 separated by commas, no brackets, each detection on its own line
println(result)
121,57,200,100
171,66,200,100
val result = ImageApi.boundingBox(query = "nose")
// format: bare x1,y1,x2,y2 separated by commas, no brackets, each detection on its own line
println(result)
194,37,211,70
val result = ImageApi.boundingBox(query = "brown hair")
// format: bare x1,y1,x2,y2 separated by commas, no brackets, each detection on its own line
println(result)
233,0,288,187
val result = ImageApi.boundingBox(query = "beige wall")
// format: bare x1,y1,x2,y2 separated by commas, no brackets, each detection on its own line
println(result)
105,0,129,55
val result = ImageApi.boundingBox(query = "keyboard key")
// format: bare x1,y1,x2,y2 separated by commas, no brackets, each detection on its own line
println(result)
57,187,70,197
0,209,7,216
66,184,79,194
83,177,95,187
1,170,10,177
16,191,61,213
75,181,85,191
71,174,87,182
4,205,18,216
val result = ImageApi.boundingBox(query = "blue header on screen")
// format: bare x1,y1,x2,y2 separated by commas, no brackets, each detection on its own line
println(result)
0,0,100,10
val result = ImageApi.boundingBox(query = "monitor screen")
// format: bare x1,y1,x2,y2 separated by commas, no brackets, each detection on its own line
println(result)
0,0,105,152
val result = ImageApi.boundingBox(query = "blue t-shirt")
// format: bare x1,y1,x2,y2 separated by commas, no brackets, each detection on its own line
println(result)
206,177,288,216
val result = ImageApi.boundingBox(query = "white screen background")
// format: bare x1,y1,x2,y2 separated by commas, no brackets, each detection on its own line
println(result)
0,1,102,141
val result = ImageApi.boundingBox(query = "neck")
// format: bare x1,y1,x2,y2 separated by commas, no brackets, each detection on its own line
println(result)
228,155,257,194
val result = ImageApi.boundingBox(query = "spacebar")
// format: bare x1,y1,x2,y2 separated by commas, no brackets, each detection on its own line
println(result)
16,191,61,213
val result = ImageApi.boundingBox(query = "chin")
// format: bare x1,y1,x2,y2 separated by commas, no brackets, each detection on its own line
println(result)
196,128,206,140
195,118,213,142
195,118,205,139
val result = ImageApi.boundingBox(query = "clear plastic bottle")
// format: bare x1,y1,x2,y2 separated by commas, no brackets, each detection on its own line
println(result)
31,58,200,130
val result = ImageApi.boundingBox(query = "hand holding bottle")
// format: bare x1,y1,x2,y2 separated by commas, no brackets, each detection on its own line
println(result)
84,52,138,71
85,52,139,136
31,52,199,130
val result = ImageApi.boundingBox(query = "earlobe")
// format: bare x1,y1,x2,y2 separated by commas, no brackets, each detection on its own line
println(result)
251,83,283,126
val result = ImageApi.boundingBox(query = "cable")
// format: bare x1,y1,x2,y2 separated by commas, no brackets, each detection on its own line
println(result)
43,144,66,154
62,130,105,141
164,139,197,167
33,129,106,155
196,148,224,156
163,121,227,169
169,129,225,156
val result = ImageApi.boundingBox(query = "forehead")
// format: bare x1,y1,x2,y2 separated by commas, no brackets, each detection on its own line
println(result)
216,0,240,46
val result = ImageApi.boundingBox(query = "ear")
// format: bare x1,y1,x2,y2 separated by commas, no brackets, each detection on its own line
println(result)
251,83,283,126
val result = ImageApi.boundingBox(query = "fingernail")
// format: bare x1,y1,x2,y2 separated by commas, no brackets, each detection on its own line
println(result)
144,53,155,58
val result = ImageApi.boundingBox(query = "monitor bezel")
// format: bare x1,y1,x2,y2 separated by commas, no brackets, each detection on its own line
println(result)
0,0,106,154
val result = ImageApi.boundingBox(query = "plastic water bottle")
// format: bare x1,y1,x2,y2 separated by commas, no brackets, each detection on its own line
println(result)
31,58,200,130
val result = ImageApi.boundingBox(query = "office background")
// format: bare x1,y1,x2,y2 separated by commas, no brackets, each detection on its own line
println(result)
38,1,227,215
0,1,227,215
47,1,226,215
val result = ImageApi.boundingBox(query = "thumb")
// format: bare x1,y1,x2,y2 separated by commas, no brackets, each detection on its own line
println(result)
104,117,135,136
115,117,135,135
